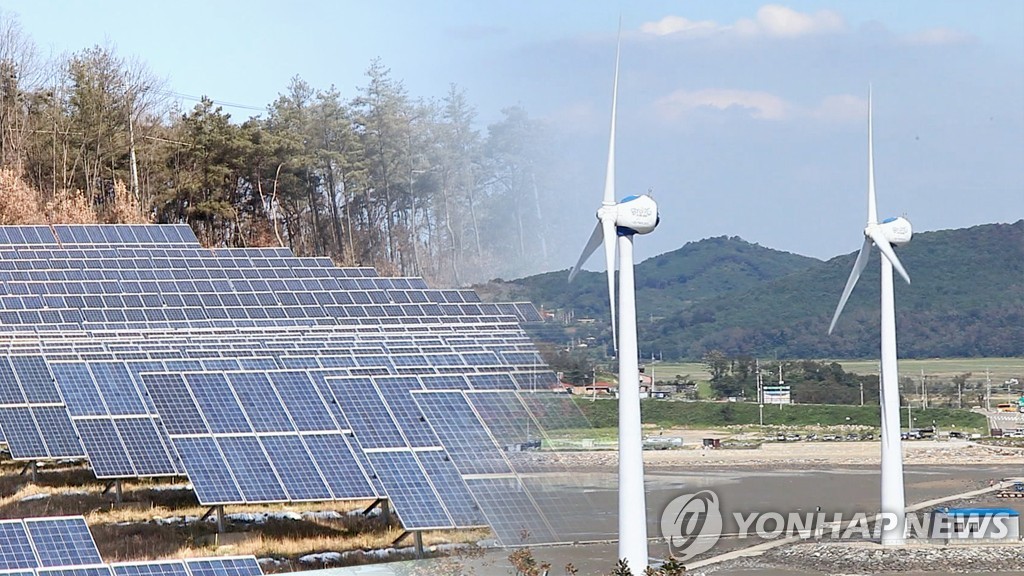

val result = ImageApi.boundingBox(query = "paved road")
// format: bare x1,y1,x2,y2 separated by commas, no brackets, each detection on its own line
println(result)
987,409,1024,433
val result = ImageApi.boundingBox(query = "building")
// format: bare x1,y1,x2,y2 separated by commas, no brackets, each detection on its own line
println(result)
931,508,1020,541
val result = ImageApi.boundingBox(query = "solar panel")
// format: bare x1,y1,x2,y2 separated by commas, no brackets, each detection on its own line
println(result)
412,391,512,475
110,560,189,576
183,557,262,576
0,520,36,569
366,451,453,530
24,516,102,567
465,477,556,544
0,224,568,543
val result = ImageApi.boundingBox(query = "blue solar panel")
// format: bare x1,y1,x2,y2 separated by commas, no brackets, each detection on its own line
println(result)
184,373,248,434
24,516,102,567
88,362,147,415
0,407,46,459
413,391,511,475
416,450,486,527
265,372,338,432
49,363,106,417
113,418,178,476
465,477,555,544
302,433,377,499
372,376,440,448
217,436,287,503
183,557,262,576
225,373,292,433
9,356,60,403
111,561,189,576
32,406,85,458
172,436,242,505
0,358,25,404
258,435,333,501
366,451,452,530
326,377,404,449
143,374,208,435
74,418,134,478
0,520,36,569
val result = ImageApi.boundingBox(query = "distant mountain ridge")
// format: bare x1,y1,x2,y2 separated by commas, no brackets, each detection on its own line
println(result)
476,221,1024,359
475,235,820,320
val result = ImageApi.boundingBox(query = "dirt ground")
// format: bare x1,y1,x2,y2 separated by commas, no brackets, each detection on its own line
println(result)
511,438,1024,471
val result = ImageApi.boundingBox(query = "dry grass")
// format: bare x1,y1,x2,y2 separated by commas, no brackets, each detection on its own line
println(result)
0,460,490,573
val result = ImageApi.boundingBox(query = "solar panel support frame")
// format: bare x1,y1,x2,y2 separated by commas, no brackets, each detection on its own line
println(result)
199,505,226,533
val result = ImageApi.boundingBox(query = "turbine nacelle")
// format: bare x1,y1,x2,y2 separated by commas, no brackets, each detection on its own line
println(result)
871,216,912,246
615,195,659,235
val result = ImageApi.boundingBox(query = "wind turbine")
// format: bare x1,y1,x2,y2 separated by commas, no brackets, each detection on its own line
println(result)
828,89,913,546
568,39,659,572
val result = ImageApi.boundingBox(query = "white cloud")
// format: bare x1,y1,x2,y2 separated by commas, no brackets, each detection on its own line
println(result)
811,94,867,123
654,90,867,124
901,27,975,46
737,5,846,38
655,89,790,120
638,4,846,39
639,16,719,37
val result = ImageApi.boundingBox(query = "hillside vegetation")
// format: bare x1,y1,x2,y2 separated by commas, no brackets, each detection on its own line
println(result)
573,398,989,432
476,235,819,320
486,221,1024,360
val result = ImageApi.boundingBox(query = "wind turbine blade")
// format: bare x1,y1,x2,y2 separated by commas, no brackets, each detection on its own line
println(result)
602,216,618,352
568,221,603,283
602,35,620,207
829,236,872,334
867,85,878,225
868,228,912,285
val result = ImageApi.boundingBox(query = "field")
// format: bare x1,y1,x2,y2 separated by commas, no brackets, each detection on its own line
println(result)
835,357,1024,382
651,358,1024,384
571,398,989,432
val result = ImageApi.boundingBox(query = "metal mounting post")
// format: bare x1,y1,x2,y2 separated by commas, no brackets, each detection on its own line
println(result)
414,531,424,559
200,505,226,533
29,461,37,482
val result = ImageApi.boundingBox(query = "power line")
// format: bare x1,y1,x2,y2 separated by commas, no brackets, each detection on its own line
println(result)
152,89,267,113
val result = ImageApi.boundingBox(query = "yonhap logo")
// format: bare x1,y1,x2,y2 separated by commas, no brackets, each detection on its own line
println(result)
660,490,724,560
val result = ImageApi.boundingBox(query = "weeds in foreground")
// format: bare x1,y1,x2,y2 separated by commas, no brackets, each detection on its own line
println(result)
510,549,687,576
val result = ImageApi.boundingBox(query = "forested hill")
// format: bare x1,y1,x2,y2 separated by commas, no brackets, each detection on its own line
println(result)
480,221,1024,360
0,22,568,286
475,236,820,320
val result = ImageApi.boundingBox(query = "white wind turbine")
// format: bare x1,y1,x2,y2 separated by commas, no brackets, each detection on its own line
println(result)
568,40,659,572
828,89,913,546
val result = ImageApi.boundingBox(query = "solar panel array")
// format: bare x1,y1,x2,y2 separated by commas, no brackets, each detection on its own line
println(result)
0,516,259,576
0,224,585,544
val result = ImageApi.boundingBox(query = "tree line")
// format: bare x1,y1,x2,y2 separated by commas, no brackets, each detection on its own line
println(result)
0,12,562,285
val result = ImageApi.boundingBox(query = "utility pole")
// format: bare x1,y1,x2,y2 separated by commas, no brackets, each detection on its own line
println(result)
756,359,764,428
860,380,865,406
958,379,962,410
920,369,927,410
986,369,992,412
125,71,142,204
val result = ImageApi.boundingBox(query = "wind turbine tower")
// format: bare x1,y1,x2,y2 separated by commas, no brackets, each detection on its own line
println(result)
568,40,659,571
829,89,913,545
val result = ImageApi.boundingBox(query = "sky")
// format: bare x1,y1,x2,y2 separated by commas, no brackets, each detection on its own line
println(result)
3,1,1022,270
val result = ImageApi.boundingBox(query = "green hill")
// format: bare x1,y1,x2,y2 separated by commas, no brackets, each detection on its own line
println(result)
474,235,820,320
484,221,1024,360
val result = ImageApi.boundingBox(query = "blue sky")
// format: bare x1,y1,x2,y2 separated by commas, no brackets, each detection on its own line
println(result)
3,1,1022,268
